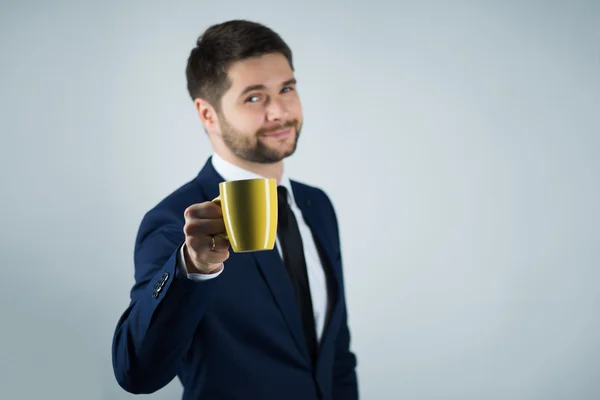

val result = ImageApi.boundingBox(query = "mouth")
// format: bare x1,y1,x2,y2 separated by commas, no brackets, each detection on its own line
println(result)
261,128,292,140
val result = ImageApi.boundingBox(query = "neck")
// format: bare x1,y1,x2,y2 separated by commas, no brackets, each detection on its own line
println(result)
215,149,284,183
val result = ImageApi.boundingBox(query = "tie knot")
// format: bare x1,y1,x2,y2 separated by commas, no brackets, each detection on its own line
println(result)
277,186,289,206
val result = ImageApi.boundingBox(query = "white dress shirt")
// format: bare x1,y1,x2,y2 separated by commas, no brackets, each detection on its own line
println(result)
177,153,330,343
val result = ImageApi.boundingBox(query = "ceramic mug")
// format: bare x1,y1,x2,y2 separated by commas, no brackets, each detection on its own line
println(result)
212,178,278,252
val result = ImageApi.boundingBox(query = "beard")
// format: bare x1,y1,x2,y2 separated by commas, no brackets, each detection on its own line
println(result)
219,114,302,164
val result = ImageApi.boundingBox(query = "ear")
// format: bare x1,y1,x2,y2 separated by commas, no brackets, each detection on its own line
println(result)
194,98,220,132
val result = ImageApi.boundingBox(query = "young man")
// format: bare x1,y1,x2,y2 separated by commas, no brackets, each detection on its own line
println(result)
111,19,358,400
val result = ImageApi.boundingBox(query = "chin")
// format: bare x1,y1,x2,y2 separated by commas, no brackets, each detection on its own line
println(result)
263,146,296,163
274,142,297,156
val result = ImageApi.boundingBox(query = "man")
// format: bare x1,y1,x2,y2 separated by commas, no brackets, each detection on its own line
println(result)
111,19,358,400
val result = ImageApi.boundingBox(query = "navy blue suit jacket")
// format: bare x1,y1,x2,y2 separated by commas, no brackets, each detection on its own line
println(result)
112,158,358,399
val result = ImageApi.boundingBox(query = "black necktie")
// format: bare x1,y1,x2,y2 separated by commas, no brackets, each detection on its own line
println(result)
277,186,317,364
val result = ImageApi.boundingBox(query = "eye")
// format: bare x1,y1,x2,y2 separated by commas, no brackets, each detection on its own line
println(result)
245,95,260,103
281,86,294,94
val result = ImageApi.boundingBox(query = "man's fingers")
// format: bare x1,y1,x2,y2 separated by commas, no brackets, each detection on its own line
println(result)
184,218,226,237
203,249,230,265
182,201,230,273
187,234,229,253
184,201,222,219
187,239,230,266
209,235,230,252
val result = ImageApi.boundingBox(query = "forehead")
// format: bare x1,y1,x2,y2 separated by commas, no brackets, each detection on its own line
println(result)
225,53,293,92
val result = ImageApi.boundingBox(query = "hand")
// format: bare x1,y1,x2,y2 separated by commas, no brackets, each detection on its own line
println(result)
182,201,230,274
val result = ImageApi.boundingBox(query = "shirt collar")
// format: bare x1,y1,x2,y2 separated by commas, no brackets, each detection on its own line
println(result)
211,152,296,207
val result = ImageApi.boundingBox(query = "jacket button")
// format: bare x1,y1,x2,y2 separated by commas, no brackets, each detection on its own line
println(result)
160,272,170,283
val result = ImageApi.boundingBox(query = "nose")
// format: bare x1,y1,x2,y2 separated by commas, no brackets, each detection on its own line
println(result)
265,98,288,122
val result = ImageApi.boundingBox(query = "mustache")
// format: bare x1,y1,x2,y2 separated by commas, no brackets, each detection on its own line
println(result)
257,120,298,136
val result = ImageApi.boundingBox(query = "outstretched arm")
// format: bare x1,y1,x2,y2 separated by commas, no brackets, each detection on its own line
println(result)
111,208,223,394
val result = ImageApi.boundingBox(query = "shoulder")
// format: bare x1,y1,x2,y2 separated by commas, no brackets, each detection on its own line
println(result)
136,178,207,242
154,179,206,215
291,179,336,211
290,179,341,237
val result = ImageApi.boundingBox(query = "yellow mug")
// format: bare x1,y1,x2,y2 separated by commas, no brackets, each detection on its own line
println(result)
212,178,278,253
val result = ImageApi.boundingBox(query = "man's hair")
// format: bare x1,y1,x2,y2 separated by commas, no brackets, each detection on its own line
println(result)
185,20,294,109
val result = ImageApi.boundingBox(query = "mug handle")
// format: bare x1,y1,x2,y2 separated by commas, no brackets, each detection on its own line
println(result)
211,196,229,240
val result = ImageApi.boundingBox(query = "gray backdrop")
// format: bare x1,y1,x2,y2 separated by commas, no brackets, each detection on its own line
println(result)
1,1,599,399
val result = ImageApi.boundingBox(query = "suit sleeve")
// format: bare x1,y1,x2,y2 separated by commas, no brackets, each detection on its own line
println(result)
111,208,223,394
325,193,359,400
331,258,359,399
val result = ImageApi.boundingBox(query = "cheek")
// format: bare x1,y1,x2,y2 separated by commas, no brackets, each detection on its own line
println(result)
229,109,264,133
286,98,303,119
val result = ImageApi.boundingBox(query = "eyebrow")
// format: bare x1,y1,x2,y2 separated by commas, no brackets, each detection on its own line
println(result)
240,78,297,97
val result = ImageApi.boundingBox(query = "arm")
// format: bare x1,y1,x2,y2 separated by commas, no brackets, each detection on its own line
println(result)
111,208,222,394
332,260,359,400
324,192,359,399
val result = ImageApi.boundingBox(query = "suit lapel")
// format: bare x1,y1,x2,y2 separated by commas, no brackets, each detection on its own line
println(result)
252,249,311,362
195,156,224,200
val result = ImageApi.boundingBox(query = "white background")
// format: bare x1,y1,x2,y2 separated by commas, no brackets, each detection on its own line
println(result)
1,1,599,399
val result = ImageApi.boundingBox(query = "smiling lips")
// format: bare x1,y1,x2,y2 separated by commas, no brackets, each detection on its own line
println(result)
262,128,292,139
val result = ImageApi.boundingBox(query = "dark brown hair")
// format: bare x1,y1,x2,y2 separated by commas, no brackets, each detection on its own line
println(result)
185,20,294,109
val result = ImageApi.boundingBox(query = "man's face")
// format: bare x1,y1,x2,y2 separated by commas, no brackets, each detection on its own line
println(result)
216,53,303,164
